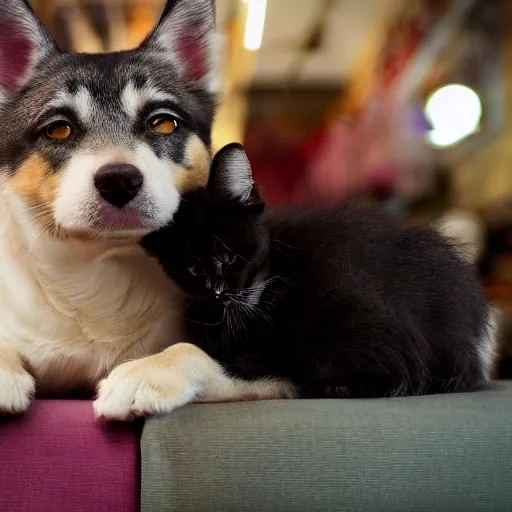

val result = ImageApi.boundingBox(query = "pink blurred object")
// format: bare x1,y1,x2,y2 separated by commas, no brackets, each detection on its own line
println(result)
308,121,355,198
307,97,434,203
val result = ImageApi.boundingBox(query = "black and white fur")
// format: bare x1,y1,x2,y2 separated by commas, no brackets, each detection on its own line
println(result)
143,143,497,399
0,0,220,415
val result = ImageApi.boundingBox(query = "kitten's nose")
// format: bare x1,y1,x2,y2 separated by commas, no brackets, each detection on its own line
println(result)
215,291,231,305
94,163,144,208
212,281,224,295
214,288,231,304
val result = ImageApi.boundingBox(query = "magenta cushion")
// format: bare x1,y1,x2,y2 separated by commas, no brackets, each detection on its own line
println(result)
0,400,141,512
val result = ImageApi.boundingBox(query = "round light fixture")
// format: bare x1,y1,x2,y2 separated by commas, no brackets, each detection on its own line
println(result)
424,84,482,148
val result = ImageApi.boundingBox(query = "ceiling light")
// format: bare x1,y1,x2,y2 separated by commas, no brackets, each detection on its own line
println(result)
243,0,267,51
424,84,482,148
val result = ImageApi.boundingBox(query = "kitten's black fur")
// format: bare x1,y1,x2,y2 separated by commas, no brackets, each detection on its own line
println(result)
142,143,495,398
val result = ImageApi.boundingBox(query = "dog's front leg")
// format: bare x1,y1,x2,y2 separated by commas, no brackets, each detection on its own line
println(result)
0,348,36,414
93,343,295,421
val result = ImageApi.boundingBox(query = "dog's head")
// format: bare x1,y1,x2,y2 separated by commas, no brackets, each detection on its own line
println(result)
0,0,216,239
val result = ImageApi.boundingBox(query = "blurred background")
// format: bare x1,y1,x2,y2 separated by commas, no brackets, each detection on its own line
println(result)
29,0,512,374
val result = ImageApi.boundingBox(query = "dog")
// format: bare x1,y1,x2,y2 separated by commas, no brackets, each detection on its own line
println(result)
0,0,294,420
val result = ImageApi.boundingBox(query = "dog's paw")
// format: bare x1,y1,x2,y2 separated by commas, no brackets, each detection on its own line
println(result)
93,357,199,421
0,369,35,415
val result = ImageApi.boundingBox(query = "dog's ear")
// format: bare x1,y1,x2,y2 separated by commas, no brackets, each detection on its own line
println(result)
0,0,60,94
208,143,263,208
139,0,217,92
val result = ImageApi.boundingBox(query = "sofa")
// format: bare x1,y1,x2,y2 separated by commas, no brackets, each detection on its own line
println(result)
0,400,142,512
1,382,512,512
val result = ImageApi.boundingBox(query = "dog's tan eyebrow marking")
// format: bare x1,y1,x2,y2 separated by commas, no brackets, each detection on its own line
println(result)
172,134,210,194
47,87,92,123
121,81,177,119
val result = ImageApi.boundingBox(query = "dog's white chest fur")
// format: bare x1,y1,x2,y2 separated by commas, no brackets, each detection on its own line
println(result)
0,193,182,393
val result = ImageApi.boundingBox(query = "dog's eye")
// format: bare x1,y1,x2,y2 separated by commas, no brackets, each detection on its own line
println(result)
46,121,72,140
149,115,178,135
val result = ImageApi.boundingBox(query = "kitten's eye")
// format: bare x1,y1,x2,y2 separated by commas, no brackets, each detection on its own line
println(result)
46,121,72,140
222,253,236,266
213,254,235,273
149,114,178,135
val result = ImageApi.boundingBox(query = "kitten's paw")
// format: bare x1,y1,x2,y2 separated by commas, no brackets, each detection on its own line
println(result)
0,369,35,415
93,357,198,421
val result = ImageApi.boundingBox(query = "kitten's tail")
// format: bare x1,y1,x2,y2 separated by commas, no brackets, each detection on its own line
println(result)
436,210,485,265
437,211,505,377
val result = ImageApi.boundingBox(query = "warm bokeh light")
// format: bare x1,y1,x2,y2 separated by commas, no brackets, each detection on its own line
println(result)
243,0,267,51
425,84,482,148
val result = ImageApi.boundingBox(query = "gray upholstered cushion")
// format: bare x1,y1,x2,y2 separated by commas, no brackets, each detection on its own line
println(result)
141,381,512,512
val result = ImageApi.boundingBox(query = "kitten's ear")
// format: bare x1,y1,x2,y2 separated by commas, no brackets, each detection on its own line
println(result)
208,143,263,207
139,0,217,92
0,0,60,95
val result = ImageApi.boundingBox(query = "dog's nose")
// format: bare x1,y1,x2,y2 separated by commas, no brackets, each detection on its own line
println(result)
94,164,144,208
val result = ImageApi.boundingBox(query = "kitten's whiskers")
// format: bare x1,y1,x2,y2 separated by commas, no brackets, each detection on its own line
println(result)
182,308,226,327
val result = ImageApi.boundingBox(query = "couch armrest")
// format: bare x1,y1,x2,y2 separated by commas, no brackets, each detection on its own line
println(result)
142,382,512,512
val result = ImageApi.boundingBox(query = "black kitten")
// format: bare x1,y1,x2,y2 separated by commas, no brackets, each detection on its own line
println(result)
142,143,496,398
